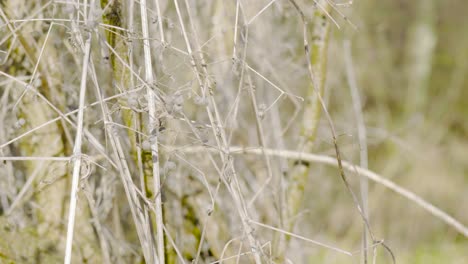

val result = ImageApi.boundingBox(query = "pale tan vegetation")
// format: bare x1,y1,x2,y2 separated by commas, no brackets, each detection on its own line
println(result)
0,0,467,263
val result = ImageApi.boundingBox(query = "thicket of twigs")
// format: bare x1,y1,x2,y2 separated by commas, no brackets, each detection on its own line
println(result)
0,0,467,263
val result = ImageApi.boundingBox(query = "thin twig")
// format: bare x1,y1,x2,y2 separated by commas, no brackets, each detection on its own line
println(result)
175,145,468,239
344,39,369,263
64,6,93,263
139,0,165,262
249,219,352,256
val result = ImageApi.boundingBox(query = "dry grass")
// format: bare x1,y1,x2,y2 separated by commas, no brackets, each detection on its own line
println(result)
0,0,467,263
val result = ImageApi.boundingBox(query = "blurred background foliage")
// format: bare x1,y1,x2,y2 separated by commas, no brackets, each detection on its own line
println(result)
0,0,467,263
